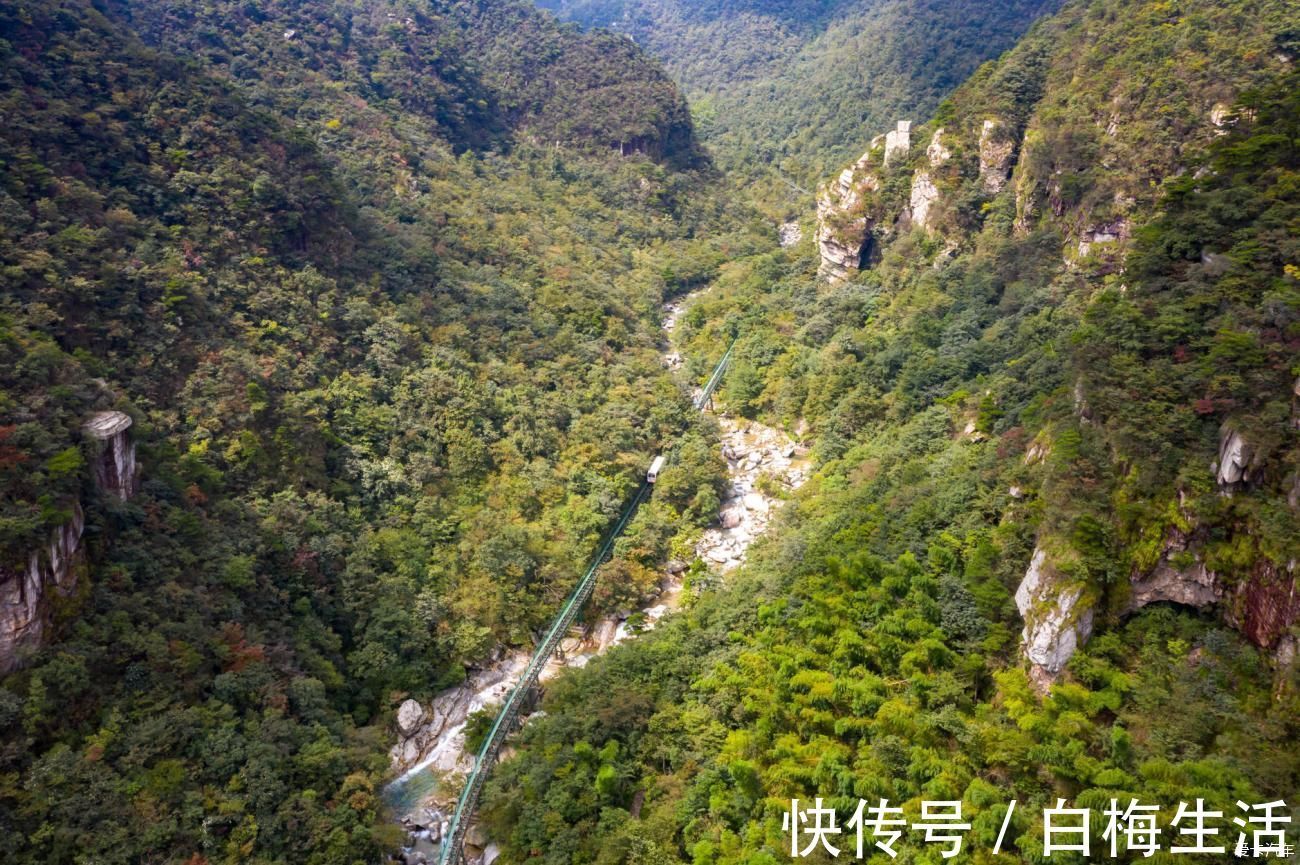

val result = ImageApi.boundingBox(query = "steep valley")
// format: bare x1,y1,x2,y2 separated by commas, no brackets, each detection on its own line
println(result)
1,0,1298,864
477,1,1300,863
385,282,807,865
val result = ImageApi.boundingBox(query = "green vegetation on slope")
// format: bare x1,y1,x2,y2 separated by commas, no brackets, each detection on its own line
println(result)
481,0,1300,860
114,0,703,165
2,0,1297,861
535,0,1059,211
0,0,759,862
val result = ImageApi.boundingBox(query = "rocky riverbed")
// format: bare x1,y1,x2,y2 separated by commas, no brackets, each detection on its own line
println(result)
384,292,806,865
697,418,807,570
384,580,684,865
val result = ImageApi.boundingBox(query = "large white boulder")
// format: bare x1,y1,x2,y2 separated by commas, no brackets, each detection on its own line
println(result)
396,699,426,738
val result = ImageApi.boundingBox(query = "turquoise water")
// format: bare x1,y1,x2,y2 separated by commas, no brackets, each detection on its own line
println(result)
384,764,444,819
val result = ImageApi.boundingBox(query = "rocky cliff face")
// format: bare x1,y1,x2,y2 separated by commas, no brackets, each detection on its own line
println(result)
1215,426,1255,487
815,120,919,282
1018,510,1298,692
0,504,85,673
1228,559,1300,654
815,149,880,282
882,120,911,165
0,411,137,672
816,116,1016,278
907,128,951,232
85,411,138,500
909,172,940,233
978,119,1015,193
1128,546,1221,612
1014,547,1094,692
811,13,1300,692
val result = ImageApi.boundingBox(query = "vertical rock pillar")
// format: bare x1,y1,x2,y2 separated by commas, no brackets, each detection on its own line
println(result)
83,411,137,500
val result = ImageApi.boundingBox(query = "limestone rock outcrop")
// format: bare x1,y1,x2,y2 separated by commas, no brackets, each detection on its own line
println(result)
910,171,940,232
1120,503,1299,667
979,119,1015,193
815,149,879,282
1216,427,1253,487
1076,219,1131,258
926,128,951,166
1126,527,1222,612
1209,102,1236,135
1,411,139,673
883,120,911,166
84,411,137,500
1025,509,1297,693
0,504,85,673
1015,547,1094,692
906,129,955,233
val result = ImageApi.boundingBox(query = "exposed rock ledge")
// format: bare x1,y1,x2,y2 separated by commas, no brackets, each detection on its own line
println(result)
1126,519,1223,613
909,171,940,233
818,117,1023,281
1,411,138,672
0,504,85,673
978,118,1015,193
1216,427,1254,487
1014,547,1094,693
1020,511,1299,693
882,120,911,166
813,120,909,282
85,410,138,500
815,151,879,283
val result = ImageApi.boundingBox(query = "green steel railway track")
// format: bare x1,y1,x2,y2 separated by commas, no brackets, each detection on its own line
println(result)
435,338,735,865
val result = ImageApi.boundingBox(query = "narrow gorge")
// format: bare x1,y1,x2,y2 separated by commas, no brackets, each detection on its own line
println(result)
385,290,808,865
2,2,1296,863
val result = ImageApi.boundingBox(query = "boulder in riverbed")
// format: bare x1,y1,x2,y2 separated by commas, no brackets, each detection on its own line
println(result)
396,699,426,737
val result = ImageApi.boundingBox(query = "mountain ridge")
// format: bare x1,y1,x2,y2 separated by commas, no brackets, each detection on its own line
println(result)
479,0,1300,860
0,1,735,861
536,0,1062,199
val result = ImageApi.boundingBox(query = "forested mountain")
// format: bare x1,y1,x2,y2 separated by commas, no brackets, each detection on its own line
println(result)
0,0,740,861
534,0,1060,206
481,0,1300,861
3,0,1298,862
110,0,702,165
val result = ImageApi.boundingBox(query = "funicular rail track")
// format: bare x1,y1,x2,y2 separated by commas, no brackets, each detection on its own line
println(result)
437,339,735,865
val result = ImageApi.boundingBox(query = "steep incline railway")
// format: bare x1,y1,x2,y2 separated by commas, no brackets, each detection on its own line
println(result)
436,339,736,865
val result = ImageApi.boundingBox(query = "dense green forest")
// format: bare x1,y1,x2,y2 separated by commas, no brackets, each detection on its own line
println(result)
480,0,1300,862
0,0,751,861
534,0,1060,211
2,0,1298,863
